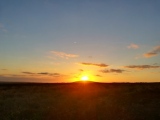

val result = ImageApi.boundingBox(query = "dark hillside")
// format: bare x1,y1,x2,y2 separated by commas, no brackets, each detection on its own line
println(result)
0,82,160,120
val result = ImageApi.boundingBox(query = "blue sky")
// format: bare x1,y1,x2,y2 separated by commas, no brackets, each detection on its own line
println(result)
0,0,160,82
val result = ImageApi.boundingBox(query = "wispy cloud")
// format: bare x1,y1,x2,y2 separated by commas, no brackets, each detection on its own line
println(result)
127,43,139,49
0,73,27,78
22,72,35,74
37,72,60,76
22,72,61,77
0,23,8,32
51,51,79,59
8,74,26,77
1,69,7,71
143,46,160,58
80,62,108,67
100,69,125,73
79,69,84,72
37,72,49,75
95,74,102,77
124,65,160,70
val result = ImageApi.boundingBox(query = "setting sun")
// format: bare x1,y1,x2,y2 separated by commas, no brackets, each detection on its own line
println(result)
81,76,89,81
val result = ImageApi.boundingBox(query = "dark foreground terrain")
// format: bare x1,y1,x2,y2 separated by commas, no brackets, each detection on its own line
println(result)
0,82,160,120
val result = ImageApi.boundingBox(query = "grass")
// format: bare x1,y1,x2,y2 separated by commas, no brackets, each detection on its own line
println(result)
0,82,160,120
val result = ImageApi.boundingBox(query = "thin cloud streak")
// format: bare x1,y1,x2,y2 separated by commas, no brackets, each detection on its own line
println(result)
127,43,139,49
100,69,125,73
95,74,102,77
37,72,60,76
1,69,7,71
79,69,84,72
124,65,160,70
80,62,108,67
22,72,61,77
22,72,35,74
144,46,160,58
51,51,79,59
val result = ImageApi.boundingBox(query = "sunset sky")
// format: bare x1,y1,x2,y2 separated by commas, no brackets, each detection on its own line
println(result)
0,0,160,83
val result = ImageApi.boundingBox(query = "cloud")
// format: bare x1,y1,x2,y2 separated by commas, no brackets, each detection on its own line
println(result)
80,62,108,67
51,73,61,76
51,51,79,59
1,69,7,71
0,76,48,83
143,46,160,58
0,23,7,32
9,74,26,77
22,72,35,74
124,65,160,70
37,72,49,75
37,72,60,76
0,73,29,78
95,74,102,77
22,72,61,77
79,69,84,72
100,69,125,73
127,43,139,49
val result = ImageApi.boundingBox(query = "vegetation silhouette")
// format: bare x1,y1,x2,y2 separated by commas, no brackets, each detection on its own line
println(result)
0,82,160,120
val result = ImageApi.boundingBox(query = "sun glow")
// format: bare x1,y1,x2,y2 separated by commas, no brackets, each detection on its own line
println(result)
81,76,89,81
72,72,96,82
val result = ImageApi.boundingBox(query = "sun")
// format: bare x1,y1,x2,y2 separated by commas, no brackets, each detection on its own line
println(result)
81,76,89,81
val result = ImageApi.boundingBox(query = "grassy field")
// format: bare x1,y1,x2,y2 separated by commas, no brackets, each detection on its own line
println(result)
0,82,160,120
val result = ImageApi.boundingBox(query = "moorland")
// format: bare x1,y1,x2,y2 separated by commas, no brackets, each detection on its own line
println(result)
0,82,160,120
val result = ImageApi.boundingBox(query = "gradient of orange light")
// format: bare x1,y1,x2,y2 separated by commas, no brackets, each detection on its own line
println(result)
72,72,95,82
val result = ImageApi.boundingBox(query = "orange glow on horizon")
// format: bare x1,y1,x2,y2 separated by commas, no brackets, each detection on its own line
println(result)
70,70,99,82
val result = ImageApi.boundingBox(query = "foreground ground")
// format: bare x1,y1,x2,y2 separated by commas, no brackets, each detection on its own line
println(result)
0,82,160,120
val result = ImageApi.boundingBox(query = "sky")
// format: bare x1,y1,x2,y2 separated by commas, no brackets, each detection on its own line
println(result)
0,0,160,83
